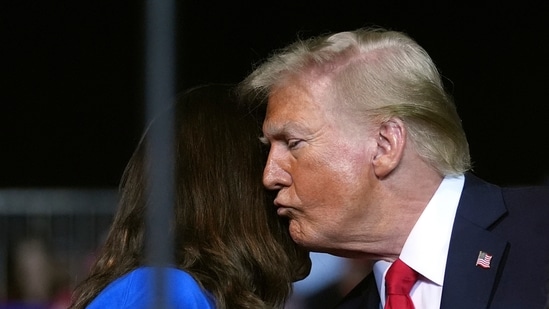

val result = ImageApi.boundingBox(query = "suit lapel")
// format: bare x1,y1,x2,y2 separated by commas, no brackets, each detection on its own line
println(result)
334,272,380,309
440,173,509,309
335,174,510,309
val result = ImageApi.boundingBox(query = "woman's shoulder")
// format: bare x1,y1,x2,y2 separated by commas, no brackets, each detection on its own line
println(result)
86,266,216,309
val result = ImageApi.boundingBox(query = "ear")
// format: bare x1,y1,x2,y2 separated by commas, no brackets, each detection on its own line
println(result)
372,117,406,179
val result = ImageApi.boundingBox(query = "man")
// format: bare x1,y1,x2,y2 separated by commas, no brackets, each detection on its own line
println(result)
238,28,549,308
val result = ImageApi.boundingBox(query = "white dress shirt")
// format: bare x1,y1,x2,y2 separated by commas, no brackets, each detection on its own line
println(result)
373,174,465,309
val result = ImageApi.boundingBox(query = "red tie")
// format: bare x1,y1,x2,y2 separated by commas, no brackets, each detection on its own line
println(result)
384,259,419,309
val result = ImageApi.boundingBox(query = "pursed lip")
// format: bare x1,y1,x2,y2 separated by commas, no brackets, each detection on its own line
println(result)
274,199,292,216
277,206,291,216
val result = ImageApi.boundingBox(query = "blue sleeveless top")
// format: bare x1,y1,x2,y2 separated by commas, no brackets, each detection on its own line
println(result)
86,267,216,309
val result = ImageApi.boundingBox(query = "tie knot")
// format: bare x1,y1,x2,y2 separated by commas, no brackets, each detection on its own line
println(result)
385,259,419,295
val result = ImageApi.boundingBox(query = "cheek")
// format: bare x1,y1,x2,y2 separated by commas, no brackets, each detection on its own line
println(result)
298,145,370,203
325,141,371,182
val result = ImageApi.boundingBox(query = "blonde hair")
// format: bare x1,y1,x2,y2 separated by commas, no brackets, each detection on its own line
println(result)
240,27,471,175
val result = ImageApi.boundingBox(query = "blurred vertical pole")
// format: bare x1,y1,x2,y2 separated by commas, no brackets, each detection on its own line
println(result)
144,0,175,308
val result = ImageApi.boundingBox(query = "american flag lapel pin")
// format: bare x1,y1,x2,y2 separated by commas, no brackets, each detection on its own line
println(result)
475,251,493,269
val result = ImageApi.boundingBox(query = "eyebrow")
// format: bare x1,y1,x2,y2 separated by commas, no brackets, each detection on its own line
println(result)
264,120,308,137
261,122,312,149
258,136,270,145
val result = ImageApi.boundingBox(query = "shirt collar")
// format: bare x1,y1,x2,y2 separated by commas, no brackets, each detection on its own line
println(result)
399,174,464,286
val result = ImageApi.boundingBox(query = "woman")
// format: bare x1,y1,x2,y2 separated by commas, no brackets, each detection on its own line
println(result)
69,84,311,308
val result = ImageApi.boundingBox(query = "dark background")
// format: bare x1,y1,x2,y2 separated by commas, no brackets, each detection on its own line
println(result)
3,1,549,188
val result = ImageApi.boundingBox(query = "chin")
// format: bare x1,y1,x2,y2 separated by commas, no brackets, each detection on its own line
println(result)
288,223,306,245
289,223,317,250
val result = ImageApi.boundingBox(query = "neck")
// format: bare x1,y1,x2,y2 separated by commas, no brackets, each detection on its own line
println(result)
356,159,444,261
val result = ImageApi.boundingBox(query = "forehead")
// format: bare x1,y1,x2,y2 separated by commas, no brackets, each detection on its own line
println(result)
263,80,331,134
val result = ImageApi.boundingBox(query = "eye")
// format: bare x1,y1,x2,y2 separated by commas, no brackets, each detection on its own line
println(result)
287,139,302,149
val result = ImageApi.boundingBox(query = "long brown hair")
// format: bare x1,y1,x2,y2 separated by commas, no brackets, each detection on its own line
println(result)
69,84,310,308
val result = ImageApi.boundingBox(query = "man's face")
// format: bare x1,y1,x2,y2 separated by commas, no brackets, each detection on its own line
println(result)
261,80,379,254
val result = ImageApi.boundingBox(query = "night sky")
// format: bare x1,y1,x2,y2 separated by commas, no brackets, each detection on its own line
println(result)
4,1,549,188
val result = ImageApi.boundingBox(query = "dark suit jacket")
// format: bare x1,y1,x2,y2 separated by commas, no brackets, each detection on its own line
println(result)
336,173,549,309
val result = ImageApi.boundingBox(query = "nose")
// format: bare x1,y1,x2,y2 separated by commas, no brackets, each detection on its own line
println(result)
263,149,291,190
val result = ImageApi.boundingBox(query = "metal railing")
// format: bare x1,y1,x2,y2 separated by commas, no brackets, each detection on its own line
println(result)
0,189,117,306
